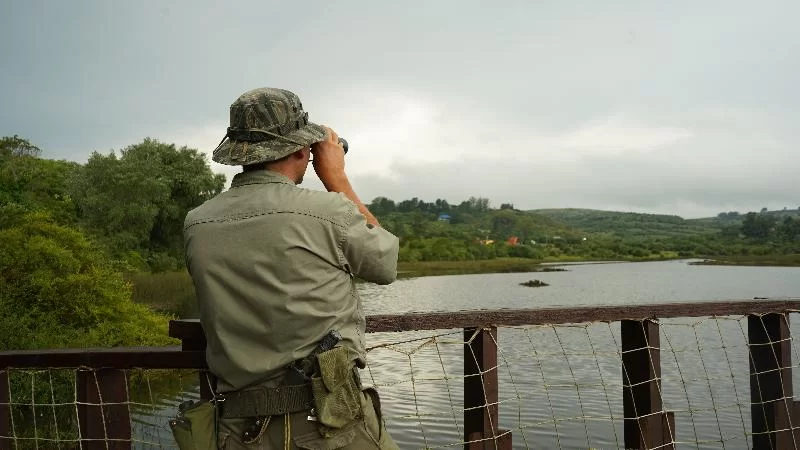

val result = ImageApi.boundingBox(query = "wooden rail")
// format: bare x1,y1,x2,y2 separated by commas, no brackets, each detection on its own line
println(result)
1,298,799,449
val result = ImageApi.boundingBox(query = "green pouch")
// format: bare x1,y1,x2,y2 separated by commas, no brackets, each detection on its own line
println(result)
311,346,362,430
169,400,218,450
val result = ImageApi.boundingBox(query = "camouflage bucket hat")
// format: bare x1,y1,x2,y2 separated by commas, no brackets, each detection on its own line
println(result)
212,88,327,166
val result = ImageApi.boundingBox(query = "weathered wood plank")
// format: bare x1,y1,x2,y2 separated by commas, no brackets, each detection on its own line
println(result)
166,299,800,339
77,369,131,450
367,299,800,333
749,313,799,449
0,347,206,370
0,370,9,450
621,320,675,449
464,327,509,449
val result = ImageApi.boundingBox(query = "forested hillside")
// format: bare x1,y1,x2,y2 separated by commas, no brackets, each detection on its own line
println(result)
372,202,800,262
531,208,718,239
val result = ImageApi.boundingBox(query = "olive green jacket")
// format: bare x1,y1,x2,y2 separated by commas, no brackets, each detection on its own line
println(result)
183,170,399,392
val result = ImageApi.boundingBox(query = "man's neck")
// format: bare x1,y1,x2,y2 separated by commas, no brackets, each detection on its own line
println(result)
264,166,299,184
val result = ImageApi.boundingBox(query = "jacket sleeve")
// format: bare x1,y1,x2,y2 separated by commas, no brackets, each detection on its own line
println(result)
341,201,399,285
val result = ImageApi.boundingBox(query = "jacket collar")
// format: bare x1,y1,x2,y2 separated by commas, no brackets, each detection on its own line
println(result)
230,170,296,188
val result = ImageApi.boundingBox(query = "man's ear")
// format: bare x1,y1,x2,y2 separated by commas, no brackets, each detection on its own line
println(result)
291,147,309,160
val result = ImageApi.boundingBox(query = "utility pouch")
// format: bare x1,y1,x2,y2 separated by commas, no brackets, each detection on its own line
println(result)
310,346,362,430
169,400,218,450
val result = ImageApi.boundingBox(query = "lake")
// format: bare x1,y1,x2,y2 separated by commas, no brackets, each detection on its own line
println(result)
133,260,800,449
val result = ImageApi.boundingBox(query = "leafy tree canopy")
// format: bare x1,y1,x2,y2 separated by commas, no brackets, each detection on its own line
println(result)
70,138,225,270
0,135,41,158
0,146,80,225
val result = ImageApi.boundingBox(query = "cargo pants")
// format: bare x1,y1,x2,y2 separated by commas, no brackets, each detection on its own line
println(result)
216,389,399,449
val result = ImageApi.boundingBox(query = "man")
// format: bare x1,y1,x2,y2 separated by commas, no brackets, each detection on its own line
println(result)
183,88,400,449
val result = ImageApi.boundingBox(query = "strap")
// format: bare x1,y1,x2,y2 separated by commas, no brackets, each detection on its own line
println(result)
219,383,313,419
226,112,309,142
214,111,310,151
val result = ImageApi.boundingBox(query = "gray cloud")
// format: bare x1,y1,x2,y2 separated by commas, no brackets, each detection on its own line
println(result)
1,0,797,217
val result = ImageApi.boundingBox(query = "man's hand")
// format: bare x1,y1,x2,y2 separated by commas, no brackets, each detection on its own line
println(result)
311,126,381,227
311,126,347,192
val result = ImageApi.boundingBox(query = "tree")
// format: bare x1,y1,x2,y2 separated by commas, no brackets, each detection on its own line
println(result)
70,138,225,269
741,212,775,239
397,197,422,213
458,196,490,213
716,211,740,220
434,198,451,212
491,210,517,238
0,135,41,158
777,217,800,242
0,137,79,225
369,196,396,216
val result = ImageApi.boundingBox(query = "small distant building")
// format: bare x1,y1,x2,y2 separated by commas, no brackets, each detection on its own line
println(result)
438,214,451,222
506,236,520,246
479,239,495,246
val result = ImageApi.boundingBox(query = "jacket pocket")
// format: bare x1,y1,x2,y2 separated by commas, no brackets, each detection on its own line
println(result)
311,346,362,430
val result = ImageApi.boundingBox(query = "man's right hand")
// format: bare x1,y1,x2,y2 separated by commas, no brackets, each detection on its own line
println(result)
311,126,348,192
311,126,381,227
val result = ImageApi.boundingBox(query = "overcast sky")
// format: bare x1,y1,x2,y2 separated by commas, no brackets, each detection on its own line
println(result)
2,1,797,218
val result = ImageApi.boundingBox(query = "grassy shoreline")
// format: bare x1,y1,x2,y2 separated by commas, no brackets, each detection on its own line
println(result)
397,258,546,278
689,254,800,267
397,255,684,278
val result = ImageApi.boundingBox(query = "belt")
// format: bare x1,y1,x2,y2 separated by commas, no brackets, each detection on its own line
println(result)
218,383,314,419
217,367,362,419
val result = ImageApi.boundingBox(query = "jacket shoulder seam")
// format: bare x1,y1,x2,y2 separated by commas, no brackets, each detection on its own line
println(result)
184,209,347,230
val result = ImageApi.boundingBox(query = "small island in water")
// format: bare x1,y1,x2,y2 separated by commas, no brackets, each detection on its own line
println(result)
520,279,549,287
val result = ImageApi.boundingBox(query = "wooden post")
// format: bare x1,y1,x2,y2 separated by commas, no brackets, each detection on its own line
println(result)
178,334,216,400
0,370,10,450
748,313,799,449
76,369,131,450
622,319,674,450
463,327,511,450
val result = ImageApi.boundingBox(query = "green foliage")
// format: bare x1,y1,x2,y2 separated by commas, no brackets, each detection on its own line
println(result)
0,142,79,225
533,208,716,239
70,138,225,270
370,199,800,263
128,270,198,317
777,216,800,242
372,196,585,263
0,134,41,158
0,211,176,350
740,212,775,239
399,257,545,277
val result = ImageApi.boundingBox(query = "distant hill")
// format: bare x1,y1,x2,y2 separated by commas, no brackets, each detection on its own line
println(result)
690,208,800,228
529,208,720,239
764,208,800,218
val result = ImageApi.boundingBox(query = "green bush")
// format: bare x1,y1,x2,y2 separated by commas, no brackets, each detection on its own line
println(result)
0,212,176,350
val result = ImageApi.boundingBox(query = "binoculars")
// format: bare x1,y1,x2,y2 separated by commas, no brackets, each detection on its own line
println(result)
338,138,349,155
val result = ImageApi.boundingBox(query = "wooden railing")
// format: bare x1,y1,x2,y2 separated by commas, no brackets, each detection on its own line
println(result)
2,298,800,449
